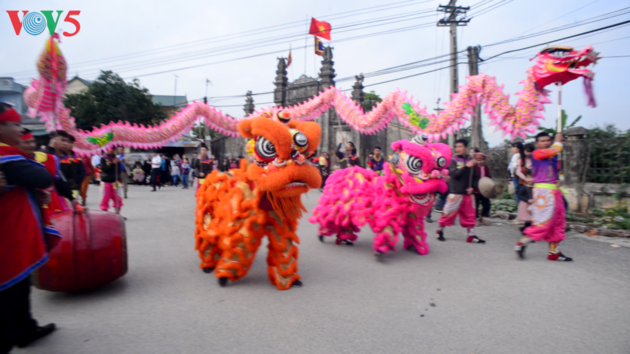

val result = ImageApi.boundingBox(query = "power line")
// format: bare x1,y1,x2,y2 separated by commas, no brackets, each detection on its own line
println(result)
511,0,601,37
481,19,630,61
5,1,435,78
163,17,630,103
13,14,439,81
484,6,630,47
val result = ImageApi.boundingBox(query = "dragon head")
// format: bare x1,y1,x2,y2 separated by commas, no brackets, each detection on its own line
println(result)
532,45,599,89
389,136,451,206
238,111,322,199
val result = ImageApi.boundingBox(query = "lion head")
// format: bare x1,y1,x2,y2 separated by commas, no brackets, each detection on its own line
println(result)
238,111,322,199
389,137,451,206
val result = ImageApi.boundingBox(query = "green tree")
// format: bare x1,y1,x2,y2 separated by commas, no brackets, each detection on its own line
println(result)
64,70,167,130
362,91,382,112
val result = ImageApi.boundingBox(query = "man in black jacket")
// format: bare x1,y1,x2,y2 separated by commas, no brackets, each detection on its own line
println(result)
195,145,213,191
436,139,485,244
142,155,152,186
49,131,84,200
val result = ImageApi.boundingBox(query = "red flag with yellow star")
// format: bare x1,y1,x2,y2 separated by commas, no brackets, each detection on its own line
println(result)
309,18,331,40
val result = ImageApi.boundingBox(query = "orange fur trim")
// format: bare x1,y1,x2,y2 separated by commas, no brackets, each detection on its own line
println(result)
266,192,307,220
247,163,321,194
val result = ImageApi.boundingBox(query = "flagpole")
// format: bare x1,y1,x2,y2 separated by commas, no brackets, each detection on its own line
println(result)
304,15,308,75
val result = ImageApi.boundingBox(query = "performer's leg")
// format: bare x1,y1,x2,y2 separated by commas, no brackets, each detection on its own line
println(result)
512,177,521,204
518,187,555,259
437,194,462,241
460,195,485,243
475,192,482,220
0,278,37,353
80,177,90,206
402,211,429,255
482,195,491,218
373,225,400,255
547,190,571,261
100,183,113,211
114,184,123,213
121,173,128,198
265,220,301,290
214,227,263,283
150,169,158,191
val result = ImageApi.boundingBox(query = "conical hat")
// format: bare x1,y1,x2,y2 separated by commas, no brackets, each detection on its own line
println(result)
478,177,496,198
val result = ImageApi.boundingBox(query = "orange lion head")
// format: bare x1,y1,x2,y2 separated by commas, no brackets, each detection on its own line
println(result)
238,111,322,199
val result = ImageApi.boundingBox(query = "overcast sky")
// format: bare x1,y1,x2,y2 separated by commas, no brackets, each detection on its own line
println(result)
1,0,628,146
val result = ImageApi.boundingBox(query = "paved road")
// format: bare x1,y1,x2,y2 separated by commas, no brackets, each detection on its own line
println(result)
22,184,630,354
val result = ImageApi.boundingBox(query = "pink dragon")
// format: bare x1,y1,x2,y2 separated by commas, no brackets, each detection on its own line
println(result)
23,36,598,156
309,136,451,257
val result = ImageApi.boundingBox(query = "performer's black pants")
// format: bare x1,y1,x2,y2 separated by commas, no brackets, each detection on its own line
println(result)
475,192,491,218
150,169,160,190
0,277,37,353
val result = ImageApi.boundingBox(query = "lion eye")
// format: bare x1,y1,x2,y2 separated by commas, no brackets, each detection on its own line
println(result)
293,132,308,149
405,156,423,174
255,137,277,161
436,156,447,168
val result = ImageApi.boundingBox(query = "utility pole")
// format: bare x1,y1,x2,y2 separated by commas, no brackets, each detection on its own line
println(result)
435,98,447,143
203,90,211,152
438,0,470,147
204,79,212,151
173,74,178,108
467,45,486,150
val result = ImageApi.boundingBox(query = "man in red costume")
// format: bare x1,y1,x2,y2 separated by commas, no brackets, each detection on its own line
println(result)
0,104,57,352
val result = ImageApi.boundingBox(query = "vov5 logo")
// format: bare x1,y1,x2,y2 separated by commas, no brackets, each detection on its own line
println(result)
6,11,81,37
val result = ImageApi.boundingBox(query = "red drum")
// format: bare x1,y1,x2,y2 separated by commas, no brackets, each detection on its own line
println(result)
33,210,128,293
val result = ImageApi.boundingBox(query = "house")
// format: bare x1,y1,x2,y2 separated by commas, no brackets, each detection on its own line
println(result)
65,75,92,95
0,77,50,139
151,95,188,116
0,77,27,114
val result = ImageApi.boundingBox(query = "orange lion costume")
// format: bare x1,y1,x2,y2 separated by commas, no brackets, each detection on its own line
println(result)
194,112,321,290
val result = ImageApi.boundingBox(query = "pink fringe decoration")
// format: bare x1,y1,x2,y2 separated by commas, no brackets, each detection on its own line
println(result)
583,78,597,108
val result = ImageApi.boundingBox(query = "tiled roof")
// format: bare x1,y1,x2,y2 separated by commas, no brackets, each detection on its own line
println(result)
151,95,188,107
67,75,92,87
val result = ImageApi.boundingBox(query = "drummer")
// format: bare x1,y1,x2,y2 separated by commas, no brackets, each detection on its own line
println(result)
471,148,492,226
0,104,57,351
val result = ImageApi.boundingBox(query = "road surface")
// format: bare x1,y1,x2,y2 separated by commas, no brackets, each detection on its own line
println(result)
22,184,630,354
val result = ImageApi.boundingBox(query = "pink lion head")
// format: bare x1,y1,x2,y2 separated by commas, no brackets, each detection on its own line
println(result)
390,136,452,205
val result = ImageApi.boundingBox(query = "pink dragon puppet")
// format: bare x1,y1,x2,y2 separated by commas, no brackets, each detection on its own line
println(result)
309,136,452,257
23,38,598,156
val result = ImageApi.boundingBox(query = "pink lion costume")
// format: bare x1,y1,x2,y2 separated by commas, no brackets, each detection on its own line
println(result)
309,136,452,257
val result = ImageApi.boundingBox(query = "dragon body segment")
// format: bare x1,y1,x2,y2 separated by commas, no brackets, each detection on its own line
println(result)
24,37,598,155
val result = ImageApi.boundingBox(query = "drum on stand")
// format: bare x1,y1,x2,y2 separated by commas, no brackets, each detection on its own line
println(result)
33,210,128,293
